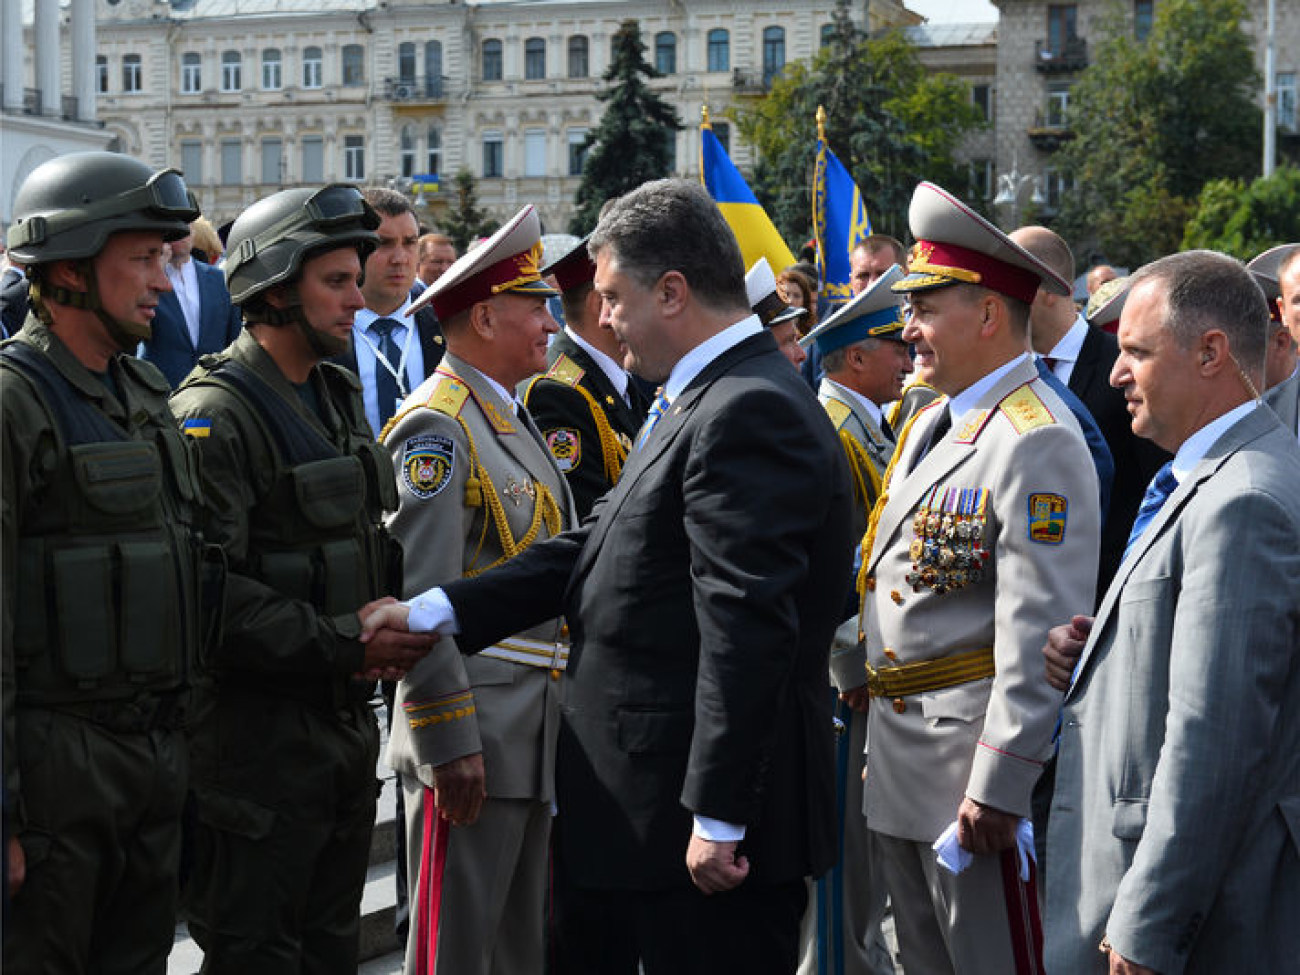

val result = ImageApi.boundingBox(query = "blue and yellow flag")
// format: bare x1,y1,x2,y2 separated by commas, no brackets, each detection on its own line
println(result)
812,105,872,309
699,108,795,274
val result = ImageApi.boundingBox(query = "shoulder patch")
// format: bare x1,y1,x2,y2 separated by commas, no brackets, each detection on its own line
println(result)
545,427,582,471
426,376,471,418
823,398,852,430
181,417,212,439
999,384,1056,435
1027,492,1068,544
402,433,455,499
545,354,585,388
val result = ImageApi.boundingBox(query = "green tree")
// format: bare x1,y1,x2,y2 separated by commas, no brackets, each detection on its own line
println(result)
734,0,983,243
1181,167,1300,258
568,20,682,235
440,168,498,253
1055,0,1260,266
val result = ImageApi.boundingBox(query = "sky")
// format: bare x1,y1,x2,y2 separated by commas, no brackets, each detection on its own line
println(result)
907,0,999,23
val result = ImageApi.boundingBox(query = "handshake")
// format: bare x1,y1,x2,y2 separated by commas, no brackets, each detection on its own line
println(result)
354,597,430,681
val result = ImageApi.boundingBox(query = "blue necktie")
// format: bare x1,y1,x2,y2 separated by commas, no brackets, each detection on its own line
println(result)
634,389,671,451
371,317,403,428
1123,461,1178,559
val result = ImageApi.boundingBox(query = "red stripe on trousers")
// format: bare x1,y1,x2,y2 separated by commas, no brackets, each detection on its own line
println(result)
415,790,451,975
1000,847,1045,975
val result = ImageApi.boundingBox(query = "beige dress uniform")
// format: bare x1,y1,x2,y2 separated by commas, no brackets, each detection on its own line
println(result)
384,350,575,975
859,355,1099,975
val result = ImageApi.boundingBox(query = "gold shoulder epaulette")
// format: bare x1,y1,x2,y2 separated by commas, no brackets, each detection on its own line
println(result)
999,383,1056,435
823,398,852,430
545,354,585,388
427,375,472,418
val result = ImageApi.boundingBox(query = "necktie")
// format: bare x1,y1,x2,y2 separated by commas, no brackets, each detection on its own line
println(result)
879,414,895,444
1123,461,1178,559
371,317,403,428
634,388,671,451
1041,355,1059,374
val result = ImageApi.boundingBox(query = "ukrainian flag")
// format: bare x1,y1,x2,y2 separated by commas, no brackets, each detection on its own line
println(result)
699,109,795,273
812,105,872,309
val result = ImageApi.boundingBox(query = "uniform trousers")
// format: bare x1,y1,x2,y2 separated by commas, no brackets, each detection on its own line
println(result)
4,711,187,975
798,708,895,975
874,831,1042,975
403,780,550,975
185,697,379,975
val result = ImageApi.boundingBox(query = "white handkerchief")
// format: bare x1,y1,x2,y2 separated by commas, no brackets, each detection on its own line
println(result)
932,817,1037,881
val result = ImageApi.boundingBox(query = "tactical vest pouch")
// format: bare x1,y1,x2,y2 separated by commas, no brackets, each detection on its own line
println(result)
71,441,162,519
319,538,366,616
355,440,399,517
118,540,183,679
156,425,201,505
53,547,115,684
257,551,315,604
292,456,365,530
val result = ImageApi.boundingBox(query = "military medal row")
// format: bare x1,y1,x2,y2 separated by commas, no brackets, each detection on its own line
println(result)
906,485,991,595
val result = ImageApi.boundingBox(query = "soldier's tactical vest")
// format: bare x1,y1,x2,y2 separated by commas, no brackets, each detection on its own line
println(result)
194,359,401,623
2,342,209,710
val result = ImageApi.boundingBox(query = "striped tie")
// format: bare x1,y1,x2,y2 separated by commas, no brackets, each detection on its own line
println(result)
634,388,671,451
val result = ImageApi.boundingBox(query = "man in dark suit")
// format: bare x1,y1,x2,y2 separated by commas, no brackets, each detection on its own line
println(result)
363,178,853,974
523,237,648,519
1013,226,1169,596
0,261,29,338
137,227,243,387
336,188,444,438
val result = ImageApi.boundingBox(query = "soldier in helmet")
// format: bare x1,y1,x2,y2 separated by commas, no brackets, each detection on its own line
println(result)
170,185,435,973
2,151,207,972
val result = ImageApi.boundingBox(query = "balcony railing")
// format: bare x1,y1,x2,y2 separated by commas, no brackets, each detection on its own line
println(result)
1035,37,1088,73
732,68,768,93
1028,110,1075,152
383,75,450,103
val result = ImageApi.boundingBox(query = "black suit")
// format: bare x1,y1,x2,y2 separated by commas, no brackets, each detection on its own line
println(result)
1066,325,1171,596
0,269,29,338
444,328,853,971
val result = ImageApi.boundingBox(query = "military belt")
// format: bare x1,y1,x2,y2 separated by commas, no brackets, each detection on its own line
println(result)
865,646,995,699
480,637,570,673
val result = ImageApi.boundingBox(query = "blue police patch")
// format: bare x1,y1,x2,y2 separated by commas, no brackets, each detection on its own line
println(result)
403,434,454,499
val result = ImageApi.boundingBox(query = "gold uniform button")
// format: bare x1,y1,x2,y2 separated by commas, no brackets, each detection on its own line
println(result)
865,576,877,592
550,669,562,681
560,624,570,639
890,589,903,604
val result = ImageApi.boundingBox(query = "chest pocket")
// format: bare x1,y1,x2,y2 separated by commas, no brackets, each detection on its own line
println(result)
294,456,366,530
71,441,162,524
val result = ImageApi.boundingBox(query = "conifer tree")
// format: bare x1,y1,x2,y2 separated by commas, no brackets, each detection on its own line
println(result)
441,168,498,253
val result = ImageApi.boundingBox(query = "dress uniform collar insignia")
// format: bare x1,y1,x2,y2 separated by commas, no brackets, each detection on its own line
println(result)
952,410,992,444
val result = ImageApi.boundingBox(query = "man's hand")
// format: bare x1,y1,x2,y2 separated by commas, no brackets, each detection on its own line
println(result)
1043,615,1093,692
956,797,1019,855
432,753,486,826
8,835,24,898
360,601,413,642
1106,944,1159,974
839,684,871,714
686,834,750,894
359,624,436,678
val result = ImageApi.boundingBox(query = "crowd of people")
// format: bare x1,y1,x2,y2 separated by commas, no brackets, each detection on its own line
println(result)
2,150,1298,975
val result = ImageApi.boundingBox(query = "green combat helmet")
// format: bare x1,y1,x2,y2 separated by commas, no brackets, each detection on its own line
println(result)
6,151,199,345
223,184,380,357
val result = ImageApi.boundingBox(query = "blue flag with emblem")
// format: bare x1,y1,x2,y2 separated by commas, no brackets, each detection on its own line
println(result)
812,105,872,310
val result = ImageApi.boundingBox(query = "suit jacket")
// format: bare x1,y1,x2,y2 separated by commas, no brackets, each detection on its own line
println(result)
1264,367,1300,439
522,331,648,519
443,329,854,891
1046,405,1300,975
383,353,575,801
138,260,243,388
1,269,30,339
1067,324,1171,596
861,357,1100,843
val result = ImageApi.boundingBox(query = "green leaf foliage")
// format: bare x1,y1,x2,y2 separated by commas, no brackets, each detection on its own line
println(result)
568,20,683,235
1181,167,1300,258
440,168,499,253
734,0,983,245
1055,0,1261,266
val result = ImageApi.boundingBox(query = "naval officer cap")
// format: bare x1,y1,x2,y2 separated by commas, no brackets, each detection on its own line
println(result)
1085,275,1130,330
542,235,596,294
1246,244,1298,324
745,257,808,329
892,182,1070,304
408,204,557,322
800,264,907,355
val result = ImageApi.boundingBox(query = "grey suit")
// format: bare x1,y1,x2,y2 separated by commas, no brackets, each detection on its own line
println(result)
1046,404,1300,974
1265,367,1300,440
